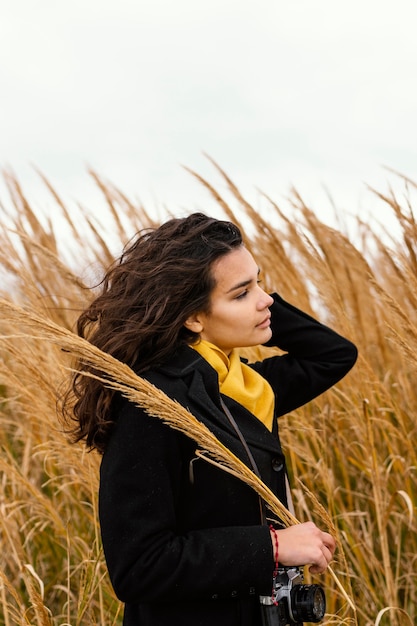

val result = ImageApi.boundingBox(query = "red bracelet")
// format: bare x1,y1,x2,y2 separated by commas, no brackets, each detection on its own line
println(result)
269,524,279,605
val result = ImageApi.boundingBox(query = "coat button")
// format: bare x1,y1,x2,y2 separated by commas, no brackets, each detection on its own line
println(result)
231,590,238,597
211,594,219,600
249,587,256,595
272,458,284,472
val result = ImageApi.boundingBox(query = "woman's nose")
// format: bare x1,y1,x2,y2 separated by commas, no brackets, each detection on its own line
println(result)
258,288,274,309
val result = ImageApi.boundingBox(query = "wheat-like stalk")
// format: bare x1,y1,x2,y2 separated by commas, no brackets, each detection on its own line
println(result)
0,297,296,527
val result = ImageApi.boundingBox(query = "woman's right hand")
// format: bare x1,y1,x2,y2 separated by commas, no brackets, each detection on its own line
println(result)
271,521,336,574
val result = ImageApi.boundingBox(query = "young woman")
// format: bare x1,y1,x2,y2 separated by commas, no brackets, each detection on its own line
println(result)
67,213,357,626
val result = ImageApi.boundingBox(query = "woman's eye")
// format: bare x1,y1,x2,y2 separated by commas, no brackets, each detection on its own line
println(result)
235,290,248,300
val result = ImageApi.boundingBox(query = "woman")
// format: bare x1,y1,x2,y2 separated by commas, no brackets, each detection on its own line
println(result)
67,213,357,626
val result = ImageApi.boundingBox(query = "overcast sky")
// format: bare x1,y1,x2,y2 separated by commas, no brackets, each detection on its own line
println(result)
1,0,416,232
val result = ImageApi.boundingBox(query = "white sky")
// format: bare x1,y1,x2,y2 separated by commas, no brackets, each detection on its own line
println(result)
1,0,416,234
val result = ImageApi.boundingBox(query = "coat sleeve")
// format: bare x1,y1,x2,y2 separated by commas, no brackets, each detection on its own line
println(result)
99,397,274,604
250,293,358,416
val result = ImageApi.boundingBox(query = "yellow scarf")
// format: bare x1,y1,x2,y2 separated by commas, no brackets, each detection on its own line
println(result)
191,340,275,431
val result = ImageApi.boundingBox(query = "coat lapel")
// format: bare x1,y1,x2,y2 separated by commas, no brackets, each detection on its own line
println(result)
157,345,283,457
186,362,283,457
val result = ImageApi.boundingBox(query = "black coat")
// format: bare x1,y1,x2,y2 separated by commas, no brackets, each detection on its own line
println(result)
99,294,357,626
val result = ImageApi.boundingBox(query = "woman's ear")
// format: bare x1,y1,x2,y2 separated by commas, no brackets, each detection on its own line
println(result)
184,314,204,334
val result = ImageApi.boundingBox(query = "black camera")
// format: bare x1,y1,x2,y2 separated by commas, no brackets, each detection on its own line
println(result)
259,566,326,626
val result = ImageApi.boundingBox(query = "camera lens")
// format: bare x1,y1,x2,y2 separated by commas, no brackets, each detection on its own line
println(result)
290,584,326,623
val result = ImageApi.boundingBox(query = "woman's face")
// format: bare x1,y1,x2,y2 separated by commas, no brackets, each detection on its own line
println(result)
187,246,274,355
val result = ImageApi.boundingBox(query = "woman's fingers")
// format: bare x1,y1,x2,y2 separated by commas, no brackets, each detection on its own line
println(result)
274,522,336,573
308,542,333,574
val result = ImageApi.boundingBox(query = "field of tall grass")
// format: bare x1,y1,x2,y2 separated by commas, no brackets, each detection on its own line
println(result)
0,163,416,625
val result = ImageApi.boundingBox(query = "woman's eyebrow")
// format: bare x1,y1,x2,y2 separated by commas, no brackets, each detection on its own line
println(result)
226,268,261,293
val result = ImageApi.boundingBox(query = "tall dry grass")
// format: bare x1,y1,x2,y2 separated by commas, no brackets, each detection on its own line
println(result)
0,163,416,625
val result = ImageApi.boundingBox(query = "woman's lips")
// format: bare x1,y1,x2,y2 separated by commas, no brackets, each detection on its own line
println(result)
256,315,271,328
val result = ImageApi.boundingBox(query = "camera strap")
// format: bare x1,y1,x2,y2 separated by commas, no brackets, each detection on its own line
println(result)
220,396,267,525
285,474,295,516
220,396,296,523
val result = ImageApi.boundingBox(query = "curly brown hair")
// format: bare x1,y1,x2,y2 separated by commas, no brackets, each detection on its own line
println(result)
65,212,243,453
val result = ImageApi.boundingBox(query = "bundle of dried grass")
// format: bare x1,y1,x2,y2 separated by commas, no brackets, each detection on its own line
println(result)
0,297,297,528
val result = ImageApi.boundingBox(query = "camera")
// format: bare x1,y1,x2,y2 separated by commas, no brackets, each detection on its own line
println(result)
259,566,326,626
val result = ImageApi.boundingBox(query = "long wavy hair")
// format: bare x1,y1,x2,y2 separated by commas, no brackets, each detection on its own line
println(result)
64,212,243,453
